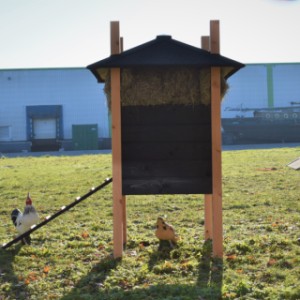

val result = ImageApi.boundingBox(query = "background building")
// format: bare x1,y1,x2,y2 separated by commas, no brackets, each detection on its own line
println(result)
1,63,299,153
222,62,300,117
0,68,110,152
222,63,300,144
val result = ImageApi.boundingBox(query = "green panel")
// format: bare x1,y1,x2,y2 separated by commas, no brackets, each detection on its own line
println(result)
72,124,98,150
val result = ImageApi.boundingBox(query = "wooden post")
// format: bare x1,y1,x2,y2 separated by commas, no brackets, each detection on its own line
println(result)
210,20,223,258
111,21,120,55
201,36,210,52
120,37,124,52
119,35,127,245
110,21,124,258
201,35,213,241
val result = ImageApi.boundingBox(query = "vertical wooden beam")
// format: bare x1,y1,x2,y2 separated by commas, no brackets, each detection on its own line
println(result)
110,21,124,258
111,21,120,54
210,20,220,54
119,35,127,245
210,20,223,258
201,36,210,52
201,35,213,241
120,37,124,53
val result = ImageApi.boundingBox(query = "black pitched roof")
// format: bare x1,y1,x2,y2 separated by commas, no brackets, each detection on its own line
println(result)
87,35,244,82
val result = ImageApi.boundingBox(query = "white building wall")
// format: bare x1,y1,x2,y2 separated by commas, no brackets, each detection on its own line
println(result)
2,63,300,147
222,64,268,118
272,64,300,107
222,63,300,119
0,68,109,142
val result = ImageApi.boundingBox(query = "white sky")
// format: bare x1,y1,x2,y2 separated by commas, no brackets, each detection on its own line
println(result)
0,0,299,69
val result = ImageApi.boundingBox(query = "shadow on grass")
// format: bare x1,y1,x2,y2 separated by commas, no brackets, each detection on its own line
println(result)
61,240,223,300
0,244,30,299
197,240,223,299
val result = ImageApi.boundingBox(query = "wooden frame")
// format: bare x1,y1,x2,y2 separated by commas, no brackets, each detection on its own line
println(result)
109,20,224,258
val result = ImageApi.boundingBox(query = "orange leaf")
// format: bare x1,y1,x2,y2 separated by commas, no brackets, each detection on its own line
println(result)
24,272,38,284
226,254,237,261
81,231,90,239
28,272,37,281
43,266,50,274
267,258,277,266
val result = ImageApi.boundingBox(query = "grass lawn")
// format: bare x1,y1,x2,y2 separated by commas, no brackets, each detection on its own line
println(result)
0,147,300,299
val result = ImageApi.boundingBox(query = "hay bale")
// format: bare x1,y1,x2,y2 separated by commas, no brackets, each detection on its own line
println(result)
104,67,228,109
199,68,229,105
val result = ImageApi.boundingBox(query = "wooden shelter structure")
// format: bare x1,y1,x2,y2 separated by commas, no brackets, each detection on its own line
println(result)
87,20,244,258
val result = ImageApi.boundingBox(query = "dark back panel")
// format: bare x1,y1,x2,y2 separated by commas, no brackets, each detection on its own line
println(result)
121,105,212,195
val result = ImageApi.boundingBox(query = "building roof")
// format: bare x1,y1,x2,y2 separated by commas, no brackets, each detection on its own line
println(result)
87,35,244,82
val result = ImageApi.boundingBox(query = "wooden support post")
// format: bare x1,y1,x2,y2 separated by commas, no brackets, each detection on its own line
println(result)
201,35,213,240
201,36,210,52
210,20,223,258
111,21,120,55
119,35,127,245
120,37,124,52
110,21,124,258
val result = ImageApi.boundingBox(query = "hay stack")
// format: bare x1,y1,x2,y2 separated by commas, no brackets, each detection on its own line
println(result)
104,67,228,109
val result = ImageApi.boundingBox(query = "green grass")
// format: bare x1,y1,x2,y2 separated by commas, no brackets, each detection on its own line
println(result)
0,148,300,300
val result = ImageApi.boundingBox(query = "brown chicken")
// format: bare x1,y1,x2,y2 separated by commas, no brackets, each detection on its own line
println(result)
155,217,179,248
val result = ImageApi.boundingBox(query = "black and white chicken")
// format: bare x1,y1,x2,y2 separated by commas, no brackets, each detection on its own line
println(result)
11,193,39,245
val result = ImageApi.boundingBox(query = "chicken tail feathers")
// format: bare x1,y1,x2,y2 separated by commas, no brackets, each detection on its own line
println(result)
11,209,21,227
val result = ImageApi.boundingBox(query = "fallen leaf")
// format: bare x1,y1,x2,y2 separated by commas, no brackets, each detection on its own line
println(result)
43,266,50,274
226,254,237,261
267,258,277,267
24,272,38,285
81,231,90,239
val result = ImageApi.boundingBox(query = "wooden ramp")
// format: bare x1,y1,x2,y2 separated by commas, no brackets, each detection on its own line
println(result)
1,177,112,250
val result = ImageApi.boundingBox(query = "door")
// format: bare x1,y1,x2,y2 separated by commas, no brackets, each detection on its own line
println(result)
33,118,56,139
31,118,59,151
72,124,98,150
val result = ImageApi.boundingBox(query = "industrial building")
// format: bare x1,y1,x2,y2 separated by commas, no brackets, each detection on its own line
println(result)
0,68,110,152
222,63,300,143
222,62,300,117
1,62,299,152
